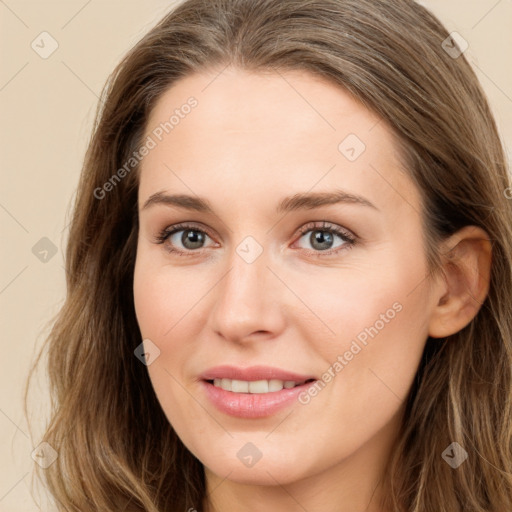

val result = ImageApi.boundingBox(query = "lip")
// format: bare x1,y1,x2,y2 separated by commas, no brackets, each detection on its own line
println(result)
200,365,318,419
200,365,316,382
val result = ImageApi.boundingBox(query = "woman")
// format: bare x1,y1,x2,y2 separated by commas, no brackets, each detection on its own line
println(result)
26,0,512,510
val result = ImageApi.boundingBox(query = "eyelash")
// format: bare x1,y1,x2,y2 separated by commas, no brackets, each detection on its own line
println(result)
153,221,357,258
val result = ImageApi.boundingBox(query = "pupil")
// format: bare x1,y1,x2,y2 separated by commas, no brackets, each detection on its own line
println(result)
311,230,333,250
183,230,204,249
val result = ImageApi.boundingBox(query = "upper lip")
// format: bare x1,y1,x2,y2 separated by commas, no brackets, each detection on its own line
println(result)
200,365,317,382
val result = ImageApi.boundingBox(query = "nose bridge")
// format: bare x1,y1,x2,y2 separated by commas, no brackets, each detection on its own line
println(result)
220,241,270,315
210,237,284,341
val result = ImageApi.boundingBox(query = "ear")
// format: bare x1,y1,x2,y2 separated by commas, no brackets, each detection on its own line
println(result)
428,225,492,338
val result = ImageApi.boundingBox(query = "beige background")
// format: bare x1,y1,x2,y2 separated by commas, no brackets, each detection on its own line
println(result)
1,1,511,510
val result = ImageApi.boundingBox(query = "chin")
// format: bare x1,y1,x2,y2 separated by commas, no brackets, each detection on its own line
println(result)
204,458,305,486
197,441,317,486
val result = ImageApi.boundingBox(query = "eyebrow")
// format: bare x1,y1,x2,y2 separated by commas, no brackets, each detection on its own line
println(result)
141,189,379,213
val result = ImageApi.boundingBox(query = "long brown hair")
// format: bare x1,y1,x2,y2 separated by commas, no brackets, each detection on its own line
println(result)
25,0,512,510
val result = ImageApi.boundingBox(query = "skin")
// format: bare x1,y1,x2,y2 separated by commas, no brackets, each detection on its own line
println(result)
133,67,491,512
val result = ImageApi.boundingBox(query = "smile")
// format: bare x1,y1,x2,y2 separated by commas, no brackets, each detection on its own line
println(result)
200,368,318,418
209,378,313,394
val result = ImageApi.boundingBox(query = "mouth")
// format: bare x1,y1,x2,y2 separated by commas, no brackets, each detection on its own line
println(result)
200,367,318,418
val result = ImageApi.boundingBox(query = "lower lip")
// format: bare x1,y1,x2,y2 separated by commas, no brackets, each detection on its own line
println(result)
201,380,316,419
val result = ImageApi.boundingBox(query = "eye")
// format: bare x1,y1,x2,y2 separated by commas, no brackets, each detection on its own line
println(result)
153,223,216,256
293,221,356,256
153,220,356,257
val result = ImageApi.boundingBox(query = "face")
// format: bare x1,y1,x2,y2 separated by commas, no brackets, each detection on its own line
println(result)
133,67,439,489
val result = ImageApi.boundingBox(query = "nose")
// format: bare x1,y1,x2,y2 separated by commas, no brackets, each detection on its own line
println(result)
209,243,287,344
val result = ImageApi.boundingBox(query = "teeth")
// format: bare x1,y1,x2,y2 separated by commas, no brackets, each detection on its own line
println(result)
247,380,268,393
232,379,249,393
268,380,282,392
212,378,306,393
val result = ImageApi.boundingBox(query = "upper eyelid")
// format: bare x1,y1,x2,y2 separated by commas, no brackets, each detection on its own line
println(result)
163,222,215,237
296,221,354,237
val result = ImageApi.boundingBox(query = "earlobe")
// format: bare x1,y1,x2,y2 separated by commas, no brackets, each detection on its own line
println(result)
428,226,493,339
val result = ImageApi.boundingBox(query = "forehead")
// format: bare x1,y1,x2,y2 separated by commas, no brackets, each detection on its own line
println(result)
139,67,420,219
145,67,383,151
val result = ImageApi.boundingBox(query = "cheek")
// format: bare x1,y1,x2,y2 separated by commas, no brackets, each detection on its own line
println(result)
298,246,431,391
331,293,428,416
133,257,205,436
133,251,201,339
133,252,208,380
297,261,423,349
